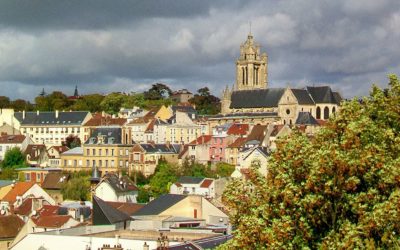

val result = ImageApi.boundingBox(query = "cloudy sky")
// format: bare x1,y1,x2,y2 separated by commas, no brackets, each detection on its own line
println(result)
0,0,399,101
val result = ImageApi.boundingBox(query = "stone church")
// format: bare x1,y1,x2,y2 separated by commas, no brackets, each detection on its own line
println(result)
213,33,342,127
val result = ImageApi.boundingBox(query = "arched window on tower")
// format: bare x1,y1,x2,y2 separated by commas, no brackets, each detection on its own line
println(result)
316,107,321,119
324,107,329,119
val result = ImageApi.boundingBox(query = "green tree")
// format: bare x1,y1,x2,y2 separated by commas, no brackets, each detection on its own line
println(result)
149,161,178,197
61,176,90,201
0,96,10,108
220,75,400,249
137,186,150,203
144,83,172,100
100,93,126,114
214,162,235,177
11,99,34,111
189,87,220,115
1,147,26,168
63,135,81,149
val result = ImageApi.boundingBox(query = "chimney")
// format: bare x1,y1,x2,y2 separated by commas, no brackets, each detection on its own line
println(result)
55,110,59,119
36,110,39,116
143,242,149,250
23,110,26,120
80,214,84,223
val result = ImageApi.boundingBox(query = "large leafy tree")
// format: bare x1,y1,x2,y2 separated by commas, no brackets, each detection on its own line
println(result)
61,176,90,201
0,96,10,108
144,83,172,100
148,161,179,197
1,147,26,168
189,87,220,115
221,75,400,249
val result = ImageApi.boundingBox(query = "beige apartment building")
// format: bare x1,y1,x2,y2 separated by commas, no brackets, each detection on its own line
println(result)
61,127,132,175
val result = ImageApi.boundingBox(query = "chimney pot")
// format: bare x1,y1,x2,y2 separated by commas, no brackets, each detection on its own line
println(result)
36,110,39,116
55,110,59,118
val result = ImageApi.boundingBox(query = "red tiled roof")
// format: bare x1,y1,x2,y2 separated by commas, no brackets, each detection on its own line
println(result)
83,116,127,127
228,137,247,148
270,125,285,137
0,215,24,239
41,172,70,190
0,134,26,144
49,146,69,154
174,182,182,187
38,205,60,216
32,215,72,228
200,179,213,188
188,135,212,145
14,198,33,216
145,119,156,133
178,145,189,159
227,124,249,136
106,201,145,216
2,182,35,204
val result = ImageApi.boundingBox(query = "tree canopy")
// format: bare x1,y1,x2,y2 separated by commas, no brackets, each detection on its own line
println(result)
221,75,400,249
189,87,220,115
1,147,26,168
144,83,173,100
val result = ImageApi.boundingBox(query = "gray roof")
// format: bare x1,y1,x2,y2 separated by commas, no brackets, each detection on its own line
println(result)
291,89,315,105
177,176,204,184
140,143,180,154
92,196,131,225
15,111,89,125
306,86,341,104
85,127,122,145
99,174,138,193
62,147,83,155
230,88,285,109
0,180,13,188
295,112,319,125
134,194,187,216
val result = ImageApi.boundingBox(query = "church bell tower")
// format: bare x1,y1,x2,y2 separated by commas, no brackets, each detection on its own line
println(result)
235,33,268,90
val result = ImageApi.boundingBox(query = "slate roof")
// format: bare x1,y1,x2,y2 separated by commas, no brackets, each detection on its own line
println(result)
92,196,131,225
41,172,70,190
291,89,315,105
133,194,187,216
0,215,24,239
295,112,319,125
209,112,278,119
306,86,341,104
100,174,138,193
230,88,285,109
85,127,122,145
14,111,89,125
62,147,83,155
177,176,204,184
0,134,26,144
2,182,35,203
140,143,180,154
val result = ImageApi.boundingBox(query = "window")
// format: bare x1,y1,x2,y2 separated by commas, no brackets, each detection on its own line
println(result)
86,160,89,167
119,160,123,167
119,149,123,156
37,173,41,181
99,160,102,167
105,160,108,167
92,149,96,156
74,160,77,167
86,149,90,156
64,160,67,166
111,149,114,156
324,107,329,119
92,160,96,167
125,149,129,156
111,160,115,167
98,149,102,156
105,149,109,156
25,173,30,181
316,107,321,119
286,109,290,115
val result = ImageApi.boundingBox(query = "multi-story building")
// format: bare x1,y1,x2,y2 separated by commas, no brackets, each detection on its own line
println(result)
82,113,127,142
10,110,92,147
0,135,32,161
61,127,132,175
170,89,194,103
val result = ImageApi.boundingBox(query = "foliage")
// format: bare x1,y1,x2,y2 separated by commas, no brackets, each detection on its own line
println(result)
214,162,235,177
1,147,26,168
61,176,91,201
148,161,179,197
100,92,126,114
130,170,149,186
144,83,172,100
0,168,18,180
0,96,10,108
220,75,400,249
35,91,71,111
137,186,150,203
179,159,213,177
63,135,81,149
11,99,34,111
189,87,220,115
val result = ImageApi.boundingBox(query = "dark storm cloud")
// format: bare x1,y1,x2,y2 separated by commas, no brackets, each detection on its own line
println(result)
0,0,399,100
